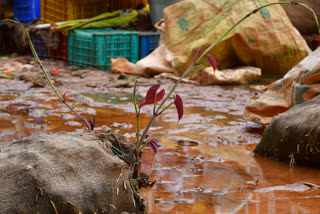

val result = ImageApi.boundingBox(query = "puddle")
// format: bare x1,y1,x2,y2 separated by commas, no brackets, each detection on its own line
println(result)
1,82,320,214
84,92,142,105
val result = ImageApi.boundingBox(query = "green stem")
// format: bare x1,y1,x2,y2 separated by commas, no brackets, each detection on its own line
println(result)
296,2,320,36
137,114,157,149
158,102,174,116
138,141,149,154
153,92,158,115
3,19,92,130
197,1,319,62
134,1,320,156
158,1,320,114
156,63,196,112
133,81,140,150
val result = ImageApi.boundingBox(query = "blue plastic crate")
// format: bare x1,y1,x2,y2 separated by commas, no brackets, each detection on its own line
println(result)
13,0,40,24
68,28,139,71
30,33,50,59
138,32,160,59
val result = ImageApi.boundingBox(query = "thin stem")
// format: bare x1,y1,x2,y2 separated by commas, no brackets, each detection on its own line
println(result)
133,81,140,150
156,63,196,113
137,114,157,148
198,2,312,63
157,1,320,112
153,92,158,115
62,101,91,129
134,1,320,156
296,2,320,36
138,141,149,154
160,1,320,113
158,102,174,116
112,145,130,158
4,19,92,130
136,64,195,146
110,132,123,151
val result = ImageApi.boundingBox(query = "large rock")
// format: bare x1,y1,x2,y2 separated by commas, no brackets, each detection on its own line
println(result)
0,131,146,213
254,95,320,166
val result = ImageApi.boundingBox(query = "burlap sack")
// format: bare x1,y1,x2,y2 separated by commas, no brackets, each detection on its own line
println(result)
0,131,146,214
245,47,320,125
163,0,311,77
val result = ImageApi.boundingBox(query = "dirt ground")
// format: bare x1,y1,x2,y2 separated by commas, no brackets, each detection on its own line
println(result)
3,56,320,214
0,55,264,143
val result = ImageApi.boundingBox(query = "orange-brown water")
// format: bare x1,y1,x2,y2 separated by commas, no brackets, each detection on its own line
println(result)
1,88,320,214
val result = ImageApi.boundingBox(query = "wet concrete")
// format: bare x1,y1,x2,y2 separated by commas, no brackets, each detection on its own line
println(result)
1,57,320,213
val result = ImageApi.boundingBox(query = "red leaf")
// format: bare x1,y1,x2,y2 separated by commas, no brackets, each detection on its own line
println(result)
145,84,160,101
149,139,159,154
156,89,165,102
193,47,203,56
207,54,217,74
139,85,165,108
193,47,203,63
174,94,183,122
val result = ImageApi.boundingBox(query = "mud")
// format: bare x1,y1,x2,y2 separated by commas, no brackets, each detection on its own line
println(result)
1,56,320,213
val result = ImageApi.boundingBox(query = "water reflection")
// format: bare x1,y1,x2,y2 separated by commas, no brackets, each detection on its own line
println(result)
141,139,320,214
1,89,320,213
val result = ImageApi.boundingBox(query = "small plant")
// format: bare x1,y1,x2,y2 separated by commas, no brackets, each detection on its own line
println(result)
127,1,320,179
4,1,319,181
133,83,183,153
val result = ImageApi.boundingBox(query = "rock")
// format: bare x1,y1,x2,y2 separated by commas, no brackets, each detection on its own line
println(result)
254,95,320,166
118,72,128,80
0,131,147,213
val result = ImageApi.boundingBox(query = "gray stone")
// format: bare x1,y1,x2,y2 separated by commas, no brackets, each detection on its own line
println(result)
255,95,320,166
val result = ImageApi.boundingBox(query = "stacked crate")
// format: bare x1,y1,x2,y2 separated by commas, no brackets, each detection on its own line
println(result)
40,0,108,23
108,0,147,11
138,32,160,59
30,31,68,61
39,0,110,62
17,0,159,68
13,0,40,23
68,28,139,70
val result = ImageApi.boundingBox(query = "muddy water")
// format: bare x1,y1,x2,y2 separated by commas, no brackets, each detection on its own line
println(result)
1,83,320,214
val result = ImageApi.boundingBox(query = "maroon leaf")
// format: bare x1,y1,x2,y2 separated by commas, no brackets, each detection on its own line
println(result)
174,94,183,122
139,84,165,108
156,89,165,102
145,84,160,101
207,54,217,74
193,47,203,56
193,47,203,63
149,139,159,154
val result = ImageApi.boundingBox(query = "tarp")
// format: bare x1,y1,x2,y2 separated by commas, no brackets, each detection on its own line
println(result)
245,47,320,125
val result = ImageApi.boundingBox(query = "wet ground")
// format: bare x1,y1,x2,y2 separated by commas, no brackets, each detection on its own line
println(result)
1,57,320,213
